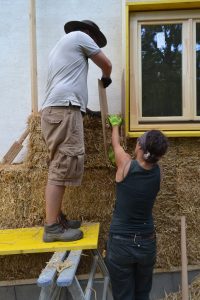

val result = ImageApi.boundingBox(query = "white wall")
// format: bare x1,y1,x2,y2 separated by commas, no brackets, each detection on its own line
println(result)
0,0,122,161
0,0,30,162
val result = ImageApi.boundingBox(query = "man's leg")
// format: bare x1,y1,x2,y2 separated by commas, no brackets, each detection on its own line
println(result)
43,182,83,242
41,107,84,242
45,183,81,229
45,183,65,224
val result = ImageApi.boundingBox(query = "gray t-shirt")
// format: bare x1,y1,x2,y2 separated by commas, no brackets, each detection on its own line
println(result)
42,31,100,112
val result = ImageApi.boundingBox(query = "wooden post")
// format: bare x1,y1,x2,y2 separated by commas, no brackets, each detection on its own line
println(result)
29,0,38,113
181,216,189,300
98,79,109,161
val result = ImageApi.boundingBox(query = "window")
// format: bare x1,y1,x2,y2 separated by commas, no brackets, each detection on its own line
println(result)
197,22,200,115
129,11,200,133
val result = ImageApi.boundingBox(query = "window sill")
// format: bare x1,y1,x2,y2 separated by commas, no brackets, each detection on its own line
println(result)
127,130,200,138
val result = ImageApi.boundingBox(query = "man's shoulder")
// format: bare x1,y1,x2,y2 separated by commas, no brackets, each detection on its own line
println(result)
68,31,98,46
64,31,99,55
66,31,88,40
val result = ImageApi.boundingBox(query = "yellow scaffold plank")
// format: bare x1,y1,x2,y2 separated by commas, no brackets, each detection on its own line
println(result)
0,223,99,255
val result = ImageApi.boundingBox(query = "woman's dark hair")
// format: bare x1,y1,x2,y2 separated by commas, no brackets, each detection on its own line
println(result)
142,130,168,163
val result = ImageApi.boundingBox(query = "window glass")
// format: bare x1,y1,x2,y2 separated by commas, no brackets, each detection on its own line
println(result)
141,24,182,117
196,22,200,116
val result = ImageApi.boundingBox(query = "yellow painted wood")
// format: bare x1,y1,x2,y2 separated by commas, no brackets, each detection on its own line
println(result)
125,1,200,137
127,0,200,12
125,5,130,136
127,131,200,137
0,223,99,255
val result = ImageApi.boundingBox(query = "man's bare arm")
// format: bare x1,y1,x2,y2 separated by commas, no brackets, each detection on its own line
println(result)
90,51,112,78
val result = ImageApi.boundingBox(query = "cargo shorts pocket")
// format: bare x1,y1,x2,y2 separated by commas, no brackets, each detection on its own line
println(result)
41,108,64,141
49,151,85,181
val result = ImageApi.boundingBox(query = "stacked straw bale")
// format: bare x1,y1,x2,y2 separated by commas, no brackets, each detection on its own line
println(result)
0,113,200,283
152,138,200,269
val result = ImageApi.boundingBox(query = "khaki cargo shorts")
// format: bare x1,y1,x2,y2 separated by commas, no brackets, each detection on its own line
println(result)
41,106,85,186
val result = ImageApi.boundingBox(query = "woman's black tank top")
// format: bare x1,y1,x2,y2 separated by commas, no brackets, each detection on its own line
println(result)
110,160,160,235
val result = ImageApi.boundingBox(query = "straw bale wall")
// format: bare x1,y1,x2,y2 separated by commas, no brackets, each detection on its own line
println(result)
0,113,200,282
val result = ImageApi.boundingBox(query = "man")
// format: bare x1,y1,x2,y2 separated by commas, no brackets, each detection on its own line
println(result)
41,20,112,242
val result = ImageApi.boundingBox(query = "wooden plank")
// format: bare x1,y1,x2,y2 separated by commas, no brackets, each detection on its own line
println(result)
98,79,109,161
0,279,37,287
2,128,29,164
29,0,38,113
57,250,82,287
127,130,200,138
37,252,67,287
0,223,99,255
127,0,200,12
181,216,189,300
154,265,200,274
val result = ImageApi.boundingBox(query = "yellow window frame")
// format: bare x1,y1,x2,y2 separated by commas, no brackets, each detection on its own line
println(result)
125,0,200,137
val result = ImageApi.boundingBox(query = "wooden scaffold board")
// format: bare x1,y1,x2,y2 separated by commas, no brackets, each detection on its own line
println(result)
0,223,99,255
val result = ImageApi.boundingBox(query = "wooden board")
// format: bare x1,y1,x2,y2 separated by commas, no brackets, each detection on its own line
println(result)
2,128,29,164
0,223,99,255
98,79,109,161
29,0,38,113
181,216,189,300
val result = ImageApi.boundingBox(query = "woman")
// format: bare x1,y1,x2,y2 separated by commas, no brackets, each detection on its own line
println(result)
105,115,168,300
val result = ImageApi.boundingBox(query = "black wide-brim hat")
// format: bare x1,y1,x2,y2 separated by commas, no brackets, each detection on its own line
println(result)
64,20,107,48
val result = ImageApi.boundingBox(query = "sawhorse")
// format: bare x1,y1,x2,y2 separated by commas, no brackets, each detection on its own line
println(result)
37,249,110,300
0,223,111,300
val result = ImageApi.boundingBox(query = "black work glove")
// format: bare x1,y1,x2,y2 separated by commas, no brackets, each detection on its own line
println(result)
101,77,112,88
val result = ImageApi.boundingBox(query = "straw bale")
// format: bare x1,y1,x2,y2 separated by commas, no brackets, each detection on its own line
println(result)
0,253,52,281
61,167,116,251
0,114,200,280
26,113,111,169
84,115,111,168
0,163,115,280
0,164,46,229
25,114,48,169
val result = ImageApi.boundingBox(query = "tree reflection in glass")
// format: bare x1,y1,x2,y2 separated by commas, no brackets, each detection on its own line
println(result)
141,24,182,117
196,23,200,116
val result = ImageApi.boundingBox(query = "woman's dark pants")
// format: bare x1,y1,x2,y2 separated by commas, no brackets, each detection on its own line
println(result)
105,234,156,300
